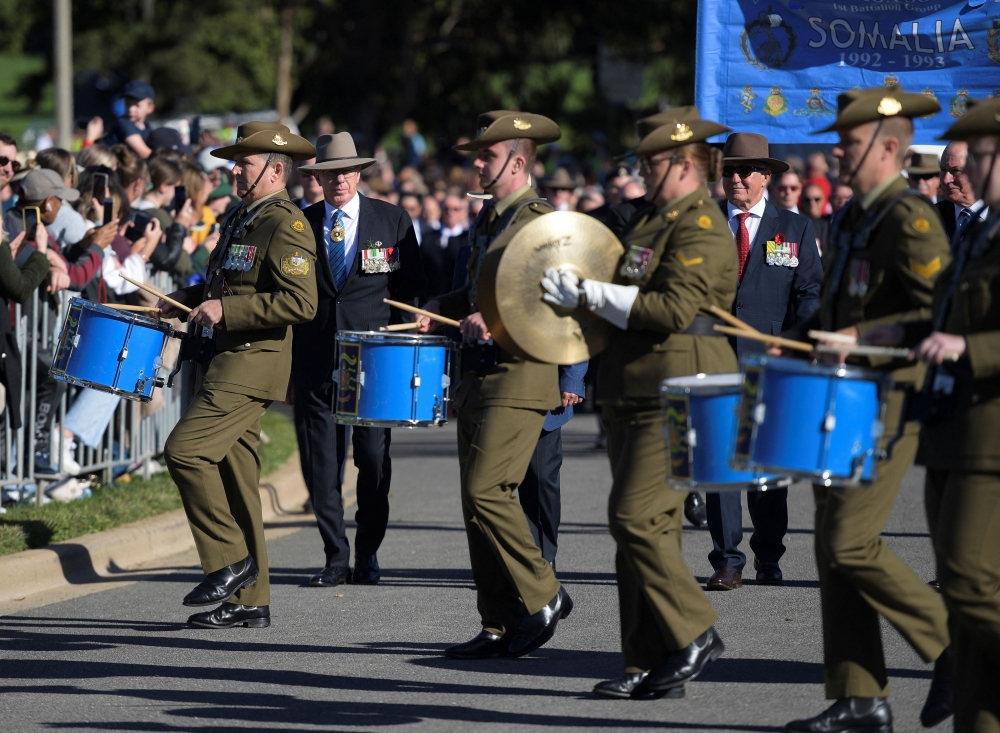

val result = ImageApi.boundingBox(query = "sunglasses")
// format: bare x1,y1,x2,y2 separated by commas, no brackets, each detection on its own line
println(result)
804,196,823,202
722,165,767,178
0,156,21,172
910,173,939,181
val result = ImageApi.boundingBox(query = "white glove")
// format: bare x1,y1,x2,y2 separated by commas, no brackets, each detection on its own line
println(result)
541,267,582,310
580,279,639,330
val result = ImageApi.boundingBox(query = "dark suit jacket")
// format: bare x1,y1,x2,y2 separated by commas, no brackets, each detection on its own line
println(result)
419,223,465,301
587,195,650,238
291,195,428,389
935,199,958,241
722,200,823,357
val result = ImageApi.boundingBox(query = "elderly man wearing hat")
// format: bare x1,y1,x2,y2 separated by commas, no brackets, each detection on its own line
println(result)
541,167,577,211
905,151,942,203
290,132,426,589
703,132,823,593
783,87,953,732
543,108,734,699
158,122,318,629
415,110,573,660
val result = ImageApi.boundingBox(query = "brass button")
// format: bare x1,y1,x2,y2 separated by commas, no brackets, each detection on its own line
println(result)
215,269,221,275
244,342,251,348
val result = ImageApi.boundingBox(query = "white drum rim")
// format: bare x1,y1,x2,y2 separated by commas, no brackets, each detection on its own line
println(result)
336,330,453,346
69,296,177,335
739,353,883,383
661,372,742,395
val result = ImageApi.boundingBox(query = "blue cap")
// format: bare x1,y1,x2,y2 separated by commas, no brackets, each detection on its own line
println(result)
147,126,194,155
122,80,155,101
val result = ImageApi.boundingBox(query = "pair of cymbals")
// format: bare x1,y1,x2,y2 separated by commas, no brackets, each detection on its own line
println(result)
477,211,624,364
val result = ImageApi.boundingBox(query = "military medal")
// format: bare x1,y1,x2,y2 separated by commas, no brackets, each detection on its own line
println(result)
331,223,346,243
765,234,798,268
848,259,870,297
788,241,799,268
361,240,401,274
619,245,654,280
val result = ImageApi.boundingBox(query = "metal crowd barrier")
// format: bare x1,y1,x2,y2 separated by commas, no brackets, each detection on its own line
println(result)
1,271,185,506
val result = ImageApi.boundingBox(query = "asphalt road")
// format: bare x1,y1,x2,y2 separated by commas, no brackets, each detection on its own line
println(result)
0,413,946,732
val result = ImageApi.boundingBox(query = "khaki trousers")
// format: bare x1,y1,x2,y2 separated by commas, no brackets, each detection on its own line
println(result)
926,469,1000,733
457,403,561,635
813,425,949,698
604,408,718,672
165,388,271,606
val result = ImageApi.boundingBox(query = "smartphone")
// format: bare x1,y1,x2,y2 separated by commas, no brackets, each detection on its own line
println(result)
172,185,187,214
92,173,108,205
209,222,219,235
22,206,40,243
102,198,115,225
125,211,153,243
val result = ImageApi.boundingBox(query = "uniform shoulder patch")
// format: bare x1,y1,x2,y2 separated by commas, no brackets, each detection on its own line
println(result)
290,219,306,232
910,256,942,279
912,217,931,233
677,252,704,267
280,250,311,277
696,215,713,230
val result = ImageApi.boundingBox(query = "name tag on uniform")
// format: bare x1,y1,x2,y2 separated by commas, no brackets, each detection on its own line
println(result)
361,241,401,274
619,245,654,280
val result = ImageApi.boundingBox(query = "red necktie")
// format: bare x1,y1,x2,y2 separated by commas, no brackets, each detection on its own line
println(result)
735,212,751,281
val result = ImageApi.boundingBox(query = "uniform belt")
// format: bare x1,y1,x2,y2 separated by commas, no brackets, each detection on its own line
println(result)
682,315,727,337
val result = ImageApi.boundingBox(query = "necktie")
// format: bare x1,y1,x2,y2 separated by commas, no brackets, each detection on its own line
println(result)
328,210,348,290
735,212,751,281
956,207,974,237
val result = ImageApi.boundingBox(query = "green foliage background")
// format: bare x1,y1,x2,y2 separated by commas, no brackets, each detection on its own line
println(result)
0,0,697,156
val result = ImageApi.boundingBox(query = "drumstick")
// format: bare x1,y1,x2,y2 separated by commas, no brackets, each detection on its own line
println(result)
119,274,192,313
709,305,760,334
808,330,858,344
713,324,815,353
103,304,163,313
382,298,462,328
814,344,914,359
380,323,421,331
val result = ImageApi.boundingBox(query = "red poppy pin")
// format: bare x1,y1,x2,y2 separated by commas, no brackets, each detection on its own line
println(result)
774,233,786,245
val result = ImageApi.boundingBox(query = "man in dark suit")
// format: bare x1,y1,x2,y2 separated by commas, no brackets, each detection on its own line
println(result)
936,140,988,248
706,132,822,591
293,133,427,587
400,192,463,301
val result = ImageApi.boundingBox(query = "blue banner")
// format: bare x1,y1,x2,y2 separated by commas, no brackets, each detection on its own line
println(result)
695,0,1000,143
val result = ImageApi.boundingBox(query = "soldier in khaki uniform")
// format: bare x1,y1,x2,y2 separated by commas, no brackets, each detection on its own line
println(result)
542,110,734,699
416,111,571,659
867,98,1000,733
158,122,318,629
784,88,952,732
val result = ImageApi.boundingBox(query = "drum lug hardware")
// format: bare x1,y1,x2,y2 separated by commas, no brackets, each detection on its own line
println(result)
822,413,836,432
154,377,165,389
119,346,128,361
72,333,81,348
359,371,365,387
753,403,766,424
412,375,421,388
441,374,451,389
686,428,697,448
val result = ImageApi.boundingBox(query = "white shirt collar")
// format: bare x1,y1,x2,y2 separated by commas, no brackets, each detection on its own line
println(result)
727,197,767,220
324,192,360,222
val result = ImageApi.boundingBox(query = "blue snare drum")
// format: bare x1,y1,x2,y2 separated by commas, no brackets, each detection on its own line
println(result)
50,298,177,402
732,355,888,487
661,373,788,491
333,331,454,427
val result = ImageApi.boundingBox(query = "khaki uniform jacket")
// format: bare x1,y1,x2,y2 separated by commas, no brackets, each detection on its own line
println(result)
808,175,951,387
177,190,318,401
906,218,1000,472
436,187,559,410
598,186,738,410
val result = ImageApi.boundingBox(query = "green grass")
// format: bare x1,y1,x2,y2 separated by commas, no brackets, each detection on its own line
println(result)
0,53,54,142
0,409,297,558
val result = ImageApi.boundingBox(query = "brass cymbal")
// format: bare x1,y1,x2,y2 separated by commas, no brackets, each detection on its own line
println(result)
478,211,624,364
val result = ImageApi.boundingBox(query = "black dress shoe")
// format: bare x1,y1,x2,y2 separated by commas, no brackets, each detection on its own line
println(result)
920,647,953,728
754,557,783,585
444,629,511,659
506,587,572,658
187,602,270,629
352,555,380,585
593,672,685,700
684,492,708,527
785,697,893,733
310,566,350,587
183,556,258,607
646,626,725,691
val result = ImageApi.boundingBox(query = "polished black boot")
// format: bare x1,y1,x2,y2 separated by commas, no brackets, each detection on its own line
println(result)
593,672,684,700
785,697,893,733
920,647,953,728
187,602,270,629
444,630,512,659
506,587,572,658
310,565,350,587
183,555,258,607
646,626,725,691
352,555,380,585
684,492,708,527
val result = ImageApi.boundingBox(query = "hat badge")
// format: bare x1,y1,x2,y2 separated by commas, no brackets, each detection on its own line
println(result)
272,133,288,146
236,136,245,144
877,97,902,117
512,117,532,131
670,123,694,142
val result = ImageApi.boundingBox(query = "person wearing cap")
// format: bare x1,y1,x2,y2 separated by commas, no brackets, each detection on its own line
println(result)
415,110,572,660
104,80,157,159
542,109,734,699
906,151,942,203
157,122,318,630
146,126,195,158
703,132,822,593
541,167,577,211
783,86,952,733
937,141,990,247
862,96,1000,733
290,132,426,589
